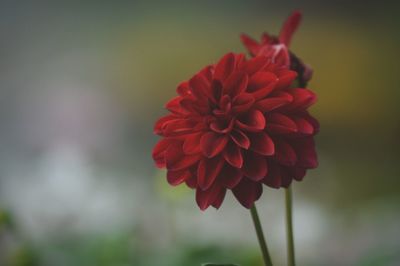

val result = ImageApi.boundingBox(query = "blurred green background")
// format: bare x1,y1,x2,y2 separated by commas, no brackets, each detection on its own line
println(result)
0,1,399,265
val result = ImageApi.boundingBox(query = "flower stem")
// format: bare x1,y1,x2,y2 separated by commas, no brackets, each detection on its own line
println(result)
250,204,273,266
285,186,295,266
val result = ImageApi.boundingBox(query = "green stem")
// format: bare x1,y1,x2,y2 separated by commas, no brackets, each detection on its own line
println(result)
285,186,295,266
250,204,273,266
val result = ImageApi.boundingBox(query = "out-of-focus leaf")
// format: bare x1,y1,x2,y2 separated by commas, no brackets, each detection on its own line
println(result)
0,209,13,229
8,246,39,266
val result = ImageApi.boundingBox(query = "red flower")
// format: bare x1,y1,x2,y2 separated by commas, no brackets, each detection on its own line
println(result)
152,52,318,210
241,11,312,86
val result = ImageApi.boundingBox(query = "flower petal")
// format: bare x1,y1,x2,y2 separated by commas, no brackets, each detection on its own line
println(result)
183,132,203,154
240,34,261,56
219,164,243,189
167,169,191,186
279,10,302,46
210,189,227,209
255,92,293,112
163,118,198,136
242,151,268,181
230,129,250,149
274,139,297,166
236,109,266,132
152,138,175,168
200,132,229,158
176,81,191,96
197,157,224,190
165,142,201,171
210,118,234,134
292,138,318,168
223,142,243,168
288,167,306,181
249,132,275,156
223,71,248,97
293,117,314,135
267,113,297,134
189,73,211,101
196,184,225,211
232,93,255,113
262,163,281,188
232,179,263,208
286,88,317,110
240,55,269,75
214,53,236,82
154,114,178,135
280,170,293,188
247,72,278,100
165,96,186,115
276,70,297,90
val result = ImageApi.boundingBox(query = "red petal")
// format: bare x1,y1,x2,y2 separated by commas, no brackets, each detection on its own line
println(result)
236,110,266,132
240,55,269,75
183,132,202,154
196,184,225,211
199,65,213,82
176,81,190,96
232,179,263,208
292,138,318,168
242,151,268,181
211,189,227,209
223,71,248,97
255,92,293,112
165,96,187,115
223,142,243,168
247,72,278,100
214,53,236,82
232,93,255,113
280,168,293,188
294,117,314,135
249,132,275,156
197,157,224,190
185,173,197,188
152,138,174,168
289,167,306,181
180,98,210,114
154,115,178,135
276,70,297,89
240,34,261,56
219,164,243,189
165,142,201,171
267,113,298,134
200,132,229,158
286,88,317,110
230,129,250,149
304,114,319,134
262,163,281,188
274,139,297,166
163,118,198,136
279,10,302,46
210,118,234,134
167,169,191,186
189,74,211,101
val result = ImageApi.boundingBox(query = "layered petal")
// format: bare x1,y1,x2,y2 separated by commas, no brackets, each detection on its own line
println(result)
242,151,268,181
197,156,225,190
200,132,229,158
232,179,263,208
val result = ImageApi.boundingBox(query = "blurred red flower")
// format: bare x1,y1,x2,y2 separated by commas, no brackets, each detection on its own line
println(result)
241,11,312,86
152,52,318,210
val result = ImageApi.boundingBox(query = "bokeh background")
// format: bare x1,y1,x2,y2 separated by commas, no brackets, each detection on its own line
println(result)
0,1,399,265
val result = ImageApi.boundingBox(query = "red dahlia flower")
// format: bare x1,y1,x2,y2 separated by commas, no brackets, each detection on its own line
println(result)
152,52,318,210
241,10,313,86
